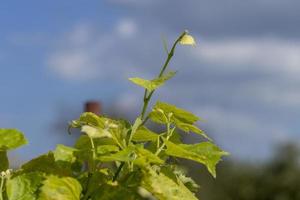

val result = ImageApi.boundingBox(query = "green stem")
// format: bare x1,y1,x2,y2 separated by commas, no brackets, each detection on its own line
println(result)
114,31,187,181
140,31,187,120
155,124,175,156
89,137,96,172
0,177,4,200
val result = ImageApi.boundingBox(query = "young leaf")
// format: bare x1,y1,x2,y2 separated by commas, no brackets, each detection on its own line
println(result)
164,140,229,178
150,101,200,124
133,146,164,166
0,129,27,151
21,152,72,176
6,172,43,200
0,151,9,171
141,167,198,200
96,145,119,154
175,121,210,140
54,144,77,163
129,71,176,92
97,146,136,162
81,125,111,138
38,175,82,200
132,126,159,142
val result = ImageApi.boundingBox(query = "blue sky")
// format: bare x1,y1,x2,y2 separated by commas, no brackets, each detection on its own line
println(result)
1,0,300,164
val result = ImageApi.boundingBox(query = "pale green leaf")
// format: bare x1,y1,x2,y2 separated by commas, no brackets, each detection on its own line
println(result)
54,144,77,163
132,126,159,142
97,146,136,162
141,167,197,200
0,129,27,151
81,125,111,138
129,71,176,92
96,145,119,154
21,152,72,176
175,121,210,140
150,101,200,124
164,140,229,177
38,175,82,200
6,172,43,200
134,146,164,166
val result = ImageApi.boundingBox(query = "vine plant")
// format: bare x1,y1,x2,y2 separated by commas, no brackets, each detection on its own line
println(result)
0,31,228,200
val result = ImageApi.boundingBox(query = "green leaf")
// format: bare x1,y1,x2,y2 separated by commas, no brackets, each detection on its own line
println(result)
0,151,9,171
21,152,72,176
141,167,198,200
92,183,144,200
175,121,210,140
96,145,119,154
0,129,27,151
6,172,43,200
131,117,143,135
161,165,199,193
54,144,77,163
134,146,164,166
38,175,82,200
75,135,115,150
150,101,200,124
81,125,111,138
70,112,106,128
149,102,211,140
129,71,176,92
97,147,136,162
132,126,159,142
164,140,229,177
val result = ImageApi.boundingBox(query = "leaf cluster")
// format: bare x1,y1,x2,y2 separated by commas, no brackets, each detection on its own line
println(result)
0,31,228,200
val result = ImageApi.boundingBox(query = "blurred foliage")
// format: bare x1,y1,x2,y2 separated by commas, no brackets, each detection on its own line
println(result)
193,143,300,200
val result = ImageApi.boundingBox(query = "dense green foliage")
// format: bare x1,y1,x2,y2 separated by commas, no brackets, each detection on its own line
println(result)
197,144,300,200
0,31,228,200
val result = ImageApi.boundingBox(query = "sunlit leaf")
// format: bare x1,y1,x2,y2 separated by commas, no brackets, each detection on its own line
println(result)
38,175,82,200
6,172,43,200
141,167,198,200
81,125,111,138
0,129,27,151
129,71,176,92
164,140,228,177
132,126,159,142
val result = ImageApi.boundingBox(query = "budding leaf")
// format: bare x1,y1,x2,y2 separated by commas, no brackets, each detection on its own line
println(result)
179,34,196,46
129,71,176,92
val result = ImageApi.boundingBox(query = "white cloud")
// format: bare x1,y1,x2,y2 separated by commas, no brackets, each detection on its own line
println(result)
193,38,300,74
48,50,98,80
115,18,137,38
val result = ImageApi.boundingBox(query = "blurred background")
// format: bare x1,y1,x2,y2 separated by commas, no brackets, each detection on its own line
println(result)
1,0,300,199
